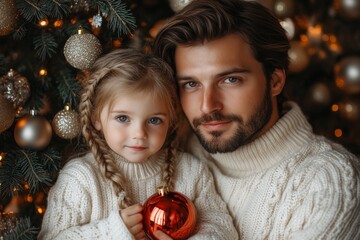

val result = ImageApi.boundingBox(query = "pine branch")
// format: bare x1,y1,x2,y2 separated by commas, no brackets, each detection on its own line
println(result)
98,0,137,36
3,217,38,240
0,153,24,199
40,0,71,19
17,150,51,194
55,68,81,106
33,32,58,61
16,0,47,22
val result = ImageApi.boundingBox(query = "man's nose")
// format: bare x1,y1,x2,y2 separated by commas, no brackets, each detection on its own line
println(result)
200,86,223,114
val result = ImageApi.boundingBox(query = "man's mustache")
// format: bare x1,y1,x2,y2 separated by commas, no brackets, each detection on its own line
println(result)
192,113,242,128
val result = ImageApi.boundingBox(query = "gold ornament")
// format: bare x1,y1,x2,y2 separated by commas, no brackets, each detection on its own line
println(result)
14,109,53,150
288,41,309,73
0,95,15,134
169,0,193,12
64,28,102,70
0,0,18,36
334,0,360,20
52,104,81,139
0,69,31,109
273,0,295,19
334,56,360,94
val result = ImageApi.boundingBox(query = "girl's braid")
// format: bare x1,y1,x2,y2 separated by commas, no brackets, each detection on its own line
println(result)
79,67,132,209
160,127,178,191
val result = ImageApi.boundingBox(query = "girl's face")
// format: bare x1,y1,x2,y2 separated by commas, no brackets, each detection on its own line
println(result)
94,92,170,163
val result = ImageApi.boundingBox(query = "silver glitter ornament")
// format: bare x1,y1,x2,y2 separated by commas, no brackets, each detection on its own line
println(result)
64,28,102,70
0,0,18,36
0,69,31,109
0,95,15,134
52,104,81,139
14,109,53,150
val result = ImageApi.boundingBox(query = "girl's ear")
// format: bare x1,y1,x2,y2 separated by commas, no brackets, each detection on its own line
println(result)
271,69,286,97
93,118,102,131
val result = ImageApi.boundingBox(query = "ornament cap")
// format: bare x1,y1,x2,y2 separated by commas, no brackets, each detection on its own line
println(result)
77,26,84,35
8,69,14,77
64,103,72,111
30,108,37,116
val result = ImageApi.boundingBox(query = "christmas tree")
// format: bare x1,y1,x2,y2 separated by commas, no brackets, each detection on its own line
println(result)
0,0,359,238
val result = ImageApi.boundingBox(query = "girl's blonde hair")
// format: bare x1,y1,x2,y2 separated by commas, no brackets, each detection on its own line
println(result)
79,48,178,209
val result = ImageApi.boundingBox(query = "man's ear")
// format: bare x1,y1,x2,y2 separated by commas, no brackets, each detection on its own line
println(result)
271,69,286,97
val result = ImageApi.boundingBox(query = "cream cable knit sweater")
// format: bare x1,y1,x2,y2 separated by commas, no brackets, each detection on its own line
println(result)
38,151,238,239
188,101,360,240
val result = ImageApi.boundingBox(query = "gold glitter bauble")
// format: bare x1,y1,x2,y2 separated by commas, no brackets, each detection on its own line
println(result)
52,104,81,139
14,109,53,150
0,69,31,109
64,30,102,70
0,95,15,134
0,0,18,36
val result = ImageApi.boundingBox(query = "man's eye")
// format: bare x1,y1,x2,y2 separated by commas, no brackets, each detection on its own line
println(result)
224,77,239,83
149,117,162,125
184,81,197,88
117,115,129,122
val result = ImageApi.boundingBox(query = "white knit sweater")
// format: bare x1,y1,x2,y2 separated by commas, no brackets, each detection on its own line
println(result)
38,151,238,239
188,101,360,239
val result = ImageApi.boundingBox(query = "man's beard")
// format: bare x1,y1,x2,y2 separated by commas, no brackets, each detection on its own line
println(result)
191,86,273,154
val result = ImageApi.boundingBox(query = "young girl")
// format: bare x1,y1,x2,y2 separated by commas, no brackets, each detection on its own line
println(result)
38,49,238,239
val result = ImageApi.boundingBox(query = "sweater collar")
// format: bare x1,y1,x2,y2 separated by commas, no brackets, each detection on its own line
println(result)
112,150,165,180
208,101,314,177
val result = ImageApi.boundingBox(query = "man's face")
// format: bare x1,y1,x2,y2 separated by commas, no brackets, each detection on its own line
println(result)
175,34,278,153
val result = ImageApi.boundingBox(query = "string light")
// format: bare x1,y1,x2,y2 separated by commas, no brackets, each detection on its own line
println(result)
53,20,64,28
39,19,49,27
332,104,339,112
334,128,343,138
39,68,48,76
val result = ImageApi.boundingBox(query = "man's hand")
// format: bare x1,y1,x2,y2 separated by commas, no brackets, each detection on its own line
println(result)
120,203,145,240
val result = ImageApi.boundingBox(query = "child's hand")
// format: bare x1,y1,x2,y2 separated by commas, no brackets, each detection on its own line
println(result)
120,203,145,240
154,230,173,240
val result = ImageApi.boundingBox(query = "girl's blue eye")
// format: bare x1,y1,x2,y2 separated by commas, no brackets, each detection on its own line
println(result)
117,115,129,122
149,117,162,125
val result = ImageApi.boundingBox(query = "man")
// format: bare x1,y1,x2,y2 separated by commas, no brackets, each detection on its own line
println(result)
153,0,360,239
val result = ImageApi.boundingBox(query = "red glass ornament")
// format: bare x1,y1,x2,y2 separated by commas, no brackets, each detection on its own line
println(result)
143,188,197,240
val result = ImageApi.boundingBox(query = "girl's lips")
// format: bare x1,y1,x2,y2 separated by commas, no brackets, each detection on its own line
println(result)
127,146,147,151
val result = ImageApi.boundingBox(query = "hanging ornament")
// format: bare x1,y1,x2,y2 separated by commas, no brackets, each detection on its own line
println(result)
273,0,295,19
14,109,53,150
334,56,360,94
339,99,360,121
0,212,20,236
92,13,102,28
280,18,295,40
333,0,360,20
0,0,18,36
52,104,81,139
64,27,102,70
143,187,196,240
0,69,31,109
288,41,309,73
169,0,193,12
70,0,90,13
0,95,15,134
304,82,332,109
